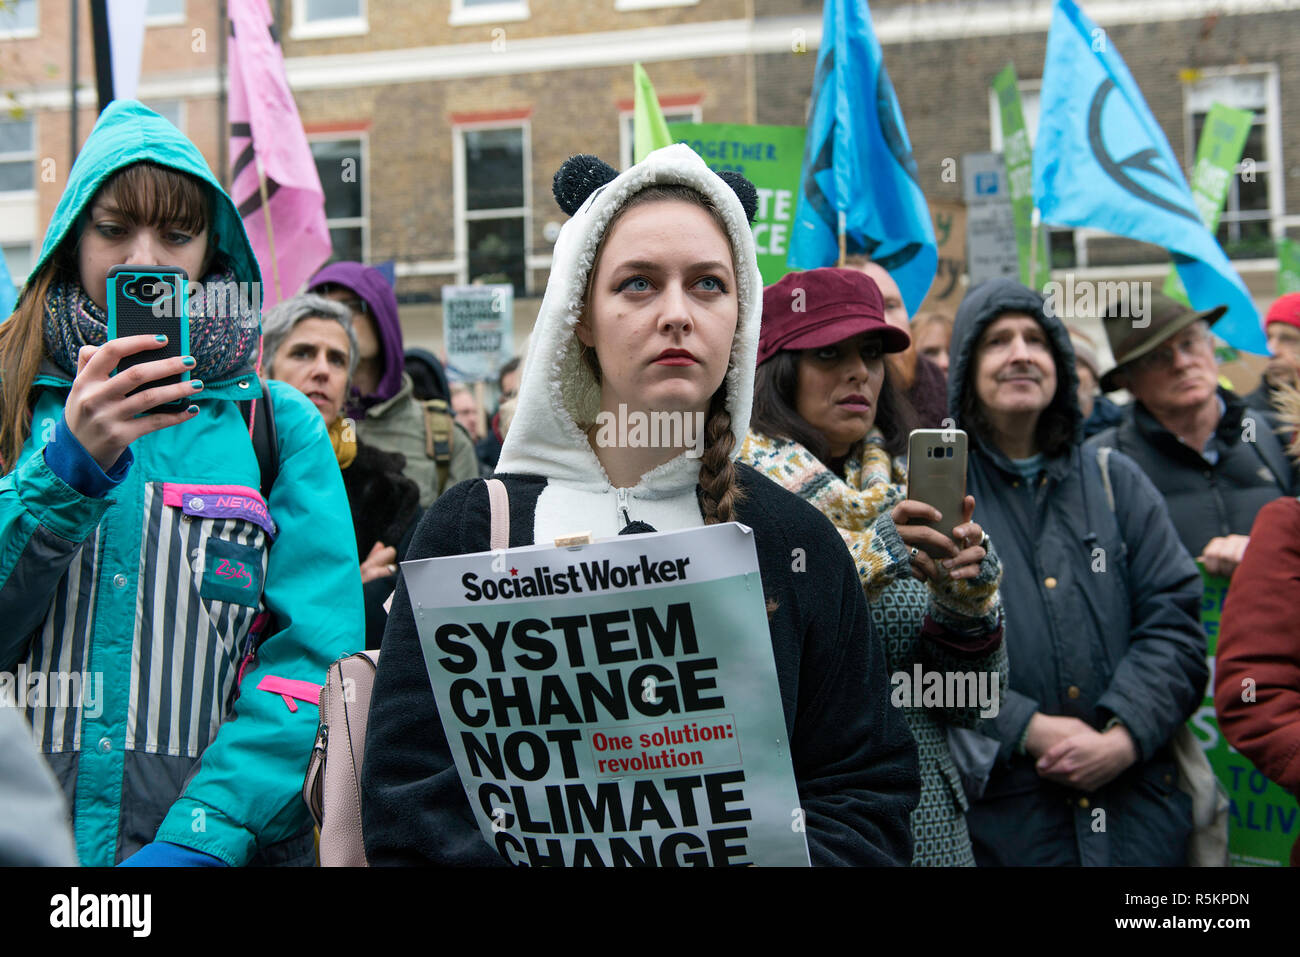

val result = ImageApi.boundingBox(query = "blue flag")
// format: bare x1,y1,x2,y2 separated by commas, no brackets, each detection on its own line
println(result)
1034,0,1265,353
788,0,936,315
0,247,17,319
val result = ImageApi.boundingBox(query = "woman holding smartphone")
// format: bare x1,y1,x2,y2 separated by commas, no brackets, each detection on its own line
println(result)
739,267,1007,866
361,147,921,866
0,101,362,865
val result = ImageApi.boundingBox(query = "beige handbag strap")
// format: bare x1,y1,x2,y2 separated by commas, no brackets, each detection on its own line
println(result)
486,478,510,551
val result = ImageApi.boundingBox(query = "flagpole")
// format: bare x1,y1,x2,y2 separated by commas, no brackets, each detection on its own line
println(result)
255,156,282,302
837,211,847,267
1029,207,1040,289
217,0,228,190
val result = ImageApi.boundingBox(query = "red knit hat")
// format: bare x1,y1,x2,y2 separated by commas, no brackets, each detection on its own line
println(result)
1265,292,1300,331
758,267,911,365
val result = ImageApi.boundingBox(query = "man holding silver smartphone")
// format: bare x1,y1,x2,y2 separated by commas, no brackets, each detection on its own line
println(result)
947,278,1206,866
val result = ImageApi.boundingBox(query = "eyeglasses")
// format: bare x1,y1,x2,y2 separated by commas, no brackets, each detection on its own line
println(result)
1127,324,1211,374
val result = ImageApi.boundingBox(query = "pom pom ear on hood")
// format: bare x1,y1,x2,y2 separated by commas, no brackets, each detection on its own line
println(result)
496,144,764,491
715,171,759,224
552,155,619,216
551,153,760,224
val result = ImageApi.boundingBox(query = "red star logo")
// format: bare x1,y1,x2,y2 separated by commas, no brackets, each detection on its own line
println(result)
510,567,518,576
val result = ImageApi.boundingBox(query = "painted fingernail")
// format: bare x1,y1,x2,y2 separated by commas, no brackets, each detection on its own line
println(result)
191,379,204,390
182,356,196,367
155,334,168,342
942,559,954,568
187,405,199,415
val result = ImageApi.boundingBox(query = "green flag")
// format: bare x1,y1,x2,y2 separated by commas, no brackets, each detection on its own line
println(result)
633,63,673,164
1278,238,1300,295
1163,103,1255,305
992,63,1049,291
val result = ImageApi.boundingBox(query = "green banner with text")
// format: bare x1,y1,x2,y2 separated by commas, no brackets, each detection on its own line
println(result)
992,64,1050,291
1164,103,1255,305
1195,568,1299,866
1278,238,1300,295
668,122,807,287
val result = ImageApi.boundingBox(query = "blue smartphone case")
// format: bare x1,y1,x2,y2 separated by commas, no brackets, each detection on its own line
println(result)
106,265,190,412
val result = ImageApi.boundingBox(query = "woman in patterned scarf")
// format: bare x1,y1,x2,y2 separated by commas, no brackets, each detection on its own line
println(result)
740,266,1008,866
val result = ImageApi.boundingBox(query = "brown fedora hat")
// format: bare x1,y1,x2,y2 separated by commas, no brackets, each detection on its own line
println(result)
1098,292,1226,393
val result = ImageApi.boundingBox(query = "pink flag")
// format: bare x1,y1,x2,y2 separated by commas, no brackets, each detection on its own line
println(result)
227,0,332,308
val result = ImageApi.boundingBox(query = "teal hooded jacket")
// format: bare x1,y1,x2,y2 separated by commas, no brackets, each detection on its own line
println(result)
0,101,364,865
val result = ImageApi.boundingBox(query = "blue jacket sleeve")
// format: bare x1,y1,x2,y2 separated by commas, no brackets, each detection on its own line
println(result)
0,434,115,670
42,414,133,498
1094,451,1207,763
152,384,365,864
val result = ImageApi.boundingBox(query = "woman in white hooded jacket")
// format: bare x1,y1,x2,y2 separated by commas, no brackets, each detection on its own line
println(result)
361,147,921,866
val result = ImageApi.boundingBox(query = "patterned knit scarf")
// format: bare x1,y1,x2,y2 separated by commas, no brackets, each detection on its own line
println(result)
42,268,260,383
740,428,910,598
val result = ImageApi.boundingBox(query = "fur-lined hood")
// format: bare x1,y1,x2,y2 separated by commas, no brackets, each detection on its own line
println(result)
495,144,762,495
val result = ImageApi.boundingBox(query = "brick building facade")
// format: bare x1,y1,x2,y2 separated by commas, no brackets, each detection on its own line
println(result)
3,0,1298,357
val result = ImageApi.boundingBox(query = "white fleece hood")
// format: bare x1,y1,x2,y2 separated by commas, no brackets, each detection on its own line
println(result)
496,145,762,505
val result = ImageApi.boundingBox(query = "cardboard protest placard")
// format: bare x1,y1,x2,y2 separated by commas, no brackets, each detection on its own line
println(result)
441,283,513,382
918,201,967,316
1194,568,1300,866
401,523,810,867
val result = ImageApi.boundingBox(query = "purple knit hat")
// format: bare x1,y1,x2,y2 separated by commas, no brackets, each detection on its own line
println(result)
308,261,405,414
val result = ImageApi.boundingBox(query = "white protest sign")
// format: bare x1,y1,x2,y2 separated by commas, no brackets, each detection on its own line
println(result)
441,283,513,381
401,523,810,867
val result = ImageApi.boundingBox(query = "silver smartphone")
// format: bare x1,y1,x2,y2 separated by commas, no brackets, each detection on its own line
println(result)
906,428,968,560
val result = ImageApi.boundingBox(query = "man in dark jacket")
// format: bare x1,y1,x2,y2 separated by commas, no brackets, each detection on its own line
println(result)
951,278,1207,866
1088,293,1297,578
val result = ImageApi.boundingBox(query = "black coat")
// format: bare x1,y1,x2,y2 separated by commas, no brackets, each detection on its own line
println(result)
341,440,422,649
360,466,921,866
948,279,1207,866
1087,389,1297,558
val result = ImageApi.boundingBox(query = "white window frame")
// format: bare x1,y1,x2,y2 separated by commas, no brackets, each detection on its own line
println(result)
291,0,368,40
1,241,34,287
449,0,530,27
307,132,371,264
0,0,38,39
453,121,532,293
145,98,187,134
1182,64,1285,243
0,114,37,199
145,0,187,27
615,0,699,10
618,103,702,172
